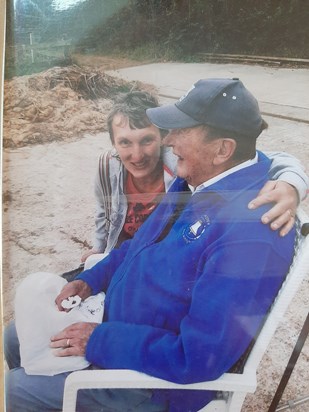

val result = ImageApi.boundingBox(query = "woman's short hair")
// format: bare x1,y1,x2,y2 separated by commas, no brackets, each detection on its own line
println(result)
107,91,166,142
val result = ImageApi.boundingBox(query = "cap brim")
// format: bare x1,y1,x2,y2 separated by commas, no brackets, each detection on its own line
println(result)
146,104,201,129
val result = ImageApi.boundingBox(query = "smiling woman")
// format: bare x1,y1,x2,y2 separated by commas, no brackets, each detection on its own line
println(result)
80,90,177,262
112,115,163,190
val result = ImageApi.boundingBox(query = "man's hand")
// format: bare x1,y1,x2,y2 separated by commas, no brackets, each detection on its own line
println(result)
50,322,98,357
248,180,297,237
55,280,92,311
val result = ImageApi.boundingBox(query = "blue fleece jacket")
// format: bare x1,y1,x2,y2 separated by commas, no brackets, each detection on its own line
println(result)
77,152,295,411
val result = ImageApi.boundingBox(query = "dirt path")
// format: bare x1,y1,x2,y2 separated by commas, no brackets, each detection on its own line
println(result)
72,53,155,71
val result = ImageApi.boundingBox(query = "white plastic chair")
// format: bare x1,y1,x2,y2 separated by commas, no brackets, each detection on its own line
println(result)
63,209,309,412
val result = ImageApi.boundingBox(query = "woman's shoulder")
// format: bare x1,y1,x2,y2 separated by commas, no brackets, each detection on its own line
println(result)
97,148,124,182
98,148,121,167
98,147,116,161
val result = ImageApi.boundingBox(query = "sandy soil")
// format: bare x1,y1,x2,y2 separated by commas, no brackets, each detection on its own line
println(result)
2,57,309,411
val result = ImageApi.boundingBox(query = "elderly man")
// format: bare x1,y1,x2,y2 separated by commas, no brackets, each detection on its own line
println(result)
6,79,296,412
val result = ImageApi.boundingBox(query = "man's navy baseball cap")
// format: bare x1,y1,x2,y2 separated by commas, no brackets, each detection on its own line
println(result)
146,78,264,138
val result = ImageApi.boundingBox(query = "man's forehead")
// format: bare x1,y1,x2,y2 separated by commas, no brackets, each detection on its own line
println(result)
168,125,206,134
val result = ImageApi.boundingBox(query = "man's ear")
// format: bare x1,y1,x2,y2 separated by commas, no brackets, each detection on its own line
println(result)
213,139,236,165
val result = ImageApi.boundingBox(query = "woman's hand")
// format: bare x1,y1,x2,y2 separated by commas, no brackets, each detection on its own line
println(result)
248,180,298,237
50,322,98,357
55,280,92,311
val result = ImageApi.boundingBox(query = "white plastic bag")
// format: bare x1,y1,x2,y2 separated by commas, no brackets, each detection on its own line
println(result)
15,272,105,376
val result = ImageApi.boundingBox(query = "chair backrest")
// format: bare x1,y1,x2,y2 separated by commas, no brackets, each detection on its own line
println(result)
241,208,309,376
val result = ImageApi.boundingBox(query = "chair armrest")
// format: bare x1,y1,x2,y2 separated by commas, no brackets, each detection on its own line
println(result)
63,369,257,412
64,369,257,391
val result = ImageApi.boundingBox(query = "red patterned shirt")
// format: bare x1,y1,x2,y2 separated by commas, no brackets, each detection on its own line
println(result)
122,172,165,239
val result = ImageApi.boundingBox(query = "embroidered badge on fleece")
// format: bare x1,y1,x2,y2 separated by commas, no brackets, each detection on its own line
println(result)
182,215,210,243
